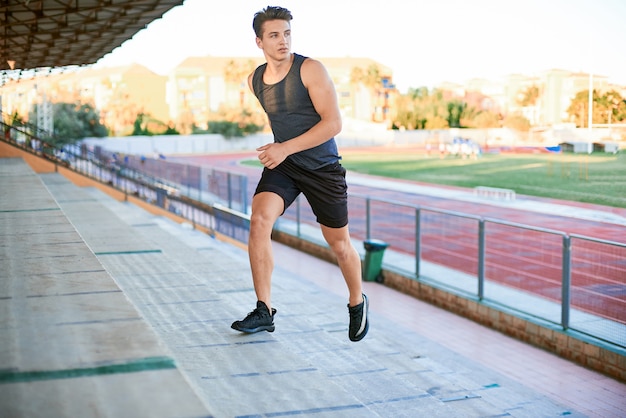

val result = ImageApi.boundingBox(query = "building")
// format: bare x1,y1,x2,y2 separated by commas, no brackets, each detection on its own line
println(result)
541,69,607,126
2,56,397,136
318,56,395,124
442,69,616,127
166,56,266,132
1,64,169,136
166,55,397,131
3,58,623,138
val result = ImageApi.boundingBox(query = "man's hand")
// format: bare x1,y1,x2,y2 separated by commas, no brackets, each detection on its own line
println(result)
257,142,289,169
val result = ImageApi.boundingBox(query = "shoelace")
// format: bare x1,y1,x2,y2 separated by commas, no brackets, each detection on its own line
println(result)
246,307,268,320
349,305,362,320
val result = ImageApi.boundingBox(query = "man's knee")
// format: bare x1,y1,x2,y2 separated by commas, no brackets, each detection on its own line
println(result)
326,236,353,259
250,209,278,232
251,193,283,229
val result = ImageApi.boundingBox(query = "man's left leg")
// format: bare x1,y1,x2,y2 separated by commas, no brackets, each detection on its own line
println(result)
321,224,369,341
321,224,362,305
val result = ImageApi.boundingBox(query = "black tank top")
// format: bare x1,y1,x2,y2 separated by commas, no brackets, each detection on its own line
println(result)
252,53,340,170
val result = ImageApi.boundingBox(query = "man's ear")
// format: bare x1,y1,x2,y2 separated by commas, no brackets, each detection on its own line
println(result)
255,37,263,49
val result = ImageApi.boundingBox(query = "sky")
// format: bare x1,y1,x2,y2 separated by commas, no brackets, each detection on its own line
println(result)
95,0,626,93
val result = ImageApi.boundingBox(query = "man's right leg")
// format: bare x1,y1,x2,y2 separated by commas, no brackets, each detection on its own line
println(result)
247,192,284,313
231,191,283,333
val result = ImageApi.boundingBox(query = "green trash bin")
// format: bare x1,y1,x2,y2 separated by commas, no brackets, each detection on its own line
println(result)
362,239,389,282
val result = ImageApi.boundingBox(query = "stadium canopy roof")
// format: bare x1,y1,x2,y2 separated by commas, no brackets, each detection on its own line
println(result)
1,0,185,72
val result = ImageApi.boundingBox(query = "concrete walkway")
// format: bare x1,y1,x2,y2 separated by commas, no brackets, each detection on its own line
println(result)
0,158,209,417
2,157,625,417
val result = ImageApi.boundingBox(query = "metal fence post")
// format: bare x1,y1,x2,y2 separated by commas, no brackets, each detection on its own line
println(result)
478,219,485,300
186,164,190,196
199,168,203,204
227,172,232,209
241,175,248,214
365,198,371,240
296,196,301,237
415,208,421,278
561,235,571,329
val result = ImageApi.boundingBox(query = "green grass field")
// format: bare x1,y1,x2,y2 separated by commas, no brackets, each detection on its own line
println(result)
241,150,626,208
339,150,626,209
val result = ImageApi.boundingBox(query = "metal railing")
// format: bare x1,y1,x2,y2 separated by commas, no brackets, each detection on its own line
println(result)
279,193,626,348
2,120,624,349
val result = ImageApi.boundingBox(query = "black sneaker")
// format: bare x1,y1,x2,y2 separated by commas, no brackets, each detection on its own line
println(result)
348,293,369,342
231,301,276,333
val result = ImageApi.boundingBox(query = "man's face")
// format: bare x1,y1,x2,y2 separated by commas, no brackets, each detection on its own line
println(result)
256,19,291,58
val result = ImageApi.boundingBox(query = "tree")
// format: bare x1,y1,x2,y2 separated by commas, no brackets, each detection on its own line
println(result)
459,105,481,128
393,88,469,130
101,87,143,136
516,85,541,107
502,113,530,131
425,115,448,129
567,90,591,127
473,111,501,129
163,124,180,135
598,90,626,125
131,113,150,136
392,94,425,129
48,102,107,145
566,89,626,127
205,105,264,138
447,100,466,128
350,64,390,122
392,87,440,130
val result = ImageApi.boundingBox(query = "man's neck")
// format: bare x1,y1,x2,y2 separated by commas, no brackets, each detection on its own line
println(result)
264,53,294,84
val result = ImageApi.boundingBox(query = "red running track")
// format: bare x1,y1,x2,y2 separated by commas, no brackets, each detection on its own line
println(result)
171,152,626,324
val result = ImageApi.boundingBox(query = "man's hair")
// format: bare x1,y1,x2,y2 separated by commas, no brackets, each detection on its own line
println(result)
252,6,293,38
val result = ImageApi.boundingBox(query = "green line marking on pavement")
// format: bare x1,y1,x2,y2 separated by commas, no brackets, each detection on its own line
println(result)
94,249,162,255
0,208,60,213
56,199,99,203
0,356,176,384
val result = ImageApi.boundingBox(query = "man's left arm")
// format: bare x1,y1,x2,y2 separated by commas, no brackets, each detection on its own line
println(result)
296,58,342,150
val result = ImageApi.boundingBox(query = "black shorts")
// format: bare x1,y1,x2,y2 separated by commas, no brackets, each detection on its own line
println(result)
254,158,348,228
